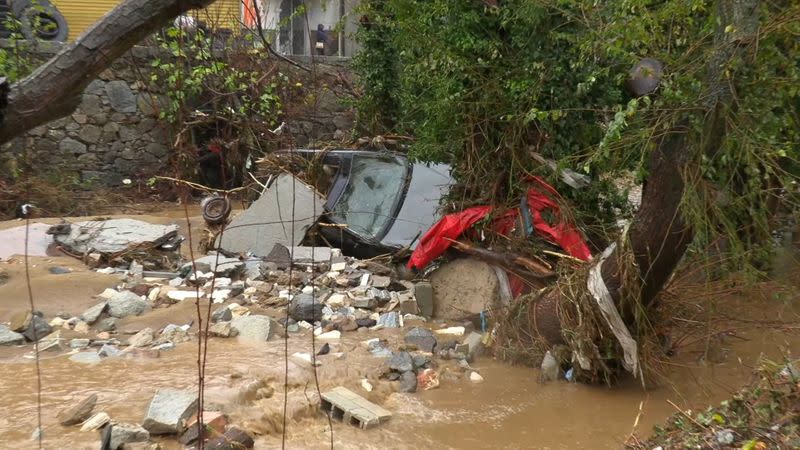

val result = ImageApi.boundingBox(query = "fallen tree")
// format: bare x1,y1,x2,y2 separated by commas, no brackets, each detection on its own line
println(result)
0,0,216,145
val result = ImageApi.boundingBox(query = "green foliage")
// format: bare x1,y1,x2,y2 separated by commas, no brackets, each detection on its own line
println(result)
354,0,800,269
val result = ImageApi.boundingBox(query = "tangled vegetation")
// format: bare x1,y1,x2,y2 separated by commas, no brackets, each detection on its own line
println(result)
353,0,800,271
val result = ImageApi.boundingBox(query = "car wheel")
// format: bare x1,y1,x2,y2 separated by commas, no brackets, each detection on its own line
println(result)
19,3,68,42
201,196,232,225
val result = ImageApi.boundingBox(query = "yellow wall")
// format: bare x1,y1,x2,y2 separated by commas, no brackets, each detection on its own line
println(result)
51,0,242,41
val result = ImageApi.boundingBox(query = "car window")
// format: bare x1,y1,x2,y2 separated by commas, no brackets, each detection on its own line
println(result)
333,155,407,240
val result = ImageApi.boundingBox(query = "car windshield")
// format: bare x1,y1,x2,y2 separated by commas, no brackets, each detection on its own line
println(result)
333,154,407,240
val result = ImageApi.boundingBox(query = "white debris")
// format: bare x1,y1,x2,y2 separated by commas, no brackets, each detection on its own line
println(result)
435,326,465,336
317,330,341,340
361,379,373,392
167,290,201,301
469,371,484,383
291,352,321,367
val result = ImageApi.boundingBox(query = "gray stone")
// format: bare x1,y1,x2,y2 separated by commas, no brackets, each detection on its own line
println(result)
137,118,156,133
29,126,47,137
371,276,391,288
65,122,80,132
69,352,102,364
414,282,434,318
377,312,400,329
209,321,237,338
211,307,232,323
109,423,150,449
107,291,150,319
399,371,417,393
230,315,274,342
105,81,137,113
387,351,414,373
80,301,107,324
412,354,431,370
98,344,121,358
119,126,137,143
72,113,88,124
77,153,100,166
127,328,155,347
70,338,91,349
404,327,437,353
59,137,87,155
144,142,168,158
92,113,108,125
217,175,325,257
96,317,118,332
462,332,484,360
85,79,105,95
81,94,103,116
289,293,324,322
290,246,332,265
142,388,198,435
23,315,52,342
57,393,97,426
0,325,24,345
136,93,165,117
78,124,103,144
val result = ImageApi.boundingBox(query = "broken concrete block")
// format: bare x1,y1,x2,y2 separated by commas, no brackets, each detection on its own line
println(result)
80,302,107,325
108,423,150,449
54,219,179,255
217,175,324,257
142,388,198,435
414,281,434,318
230,315,275,342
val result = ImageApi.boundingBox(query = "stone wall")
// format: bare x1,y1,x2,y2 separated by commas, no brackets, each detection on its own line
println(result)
1,44,355,186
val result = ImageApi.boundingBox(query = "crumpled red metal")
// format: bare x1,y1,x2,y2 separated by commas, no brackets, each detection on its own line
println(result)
407,177,591,270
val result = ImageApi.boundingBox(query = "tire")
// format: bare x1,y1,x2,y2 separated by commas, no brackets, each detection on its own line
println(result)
19,3,68,42
201,196,232,225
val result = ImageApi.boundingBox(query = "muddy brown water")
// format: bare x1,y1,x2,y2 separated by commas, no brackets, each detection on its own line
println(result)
1,214,799,449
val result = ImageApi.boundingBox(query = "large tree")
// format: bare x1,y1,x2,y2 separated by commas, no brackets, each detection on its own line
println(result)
0,0,216,143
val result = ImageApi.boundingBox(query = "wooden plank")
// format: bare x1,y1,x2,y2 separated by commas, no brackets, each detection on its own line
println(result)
321,387,392,429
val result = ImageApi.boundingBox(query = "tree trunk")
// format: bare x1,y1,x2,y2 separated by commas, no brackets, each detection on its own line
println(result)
522,0,760,367
0,0,216,145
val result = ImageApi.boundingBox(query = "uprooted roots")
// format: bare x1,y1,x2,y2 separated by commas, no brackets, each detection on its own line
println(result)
495,244,666,386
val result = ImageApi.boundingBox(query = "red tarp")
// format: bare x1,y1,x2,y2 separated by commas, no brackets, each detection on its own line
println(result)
407,177,591,270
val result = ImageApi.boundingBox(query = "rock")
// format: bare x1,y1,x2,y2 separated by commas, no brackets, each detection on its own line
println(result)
121,443,161,450
469,371,484,383
81,411,110,431
105,80,137,113
127,328,155,347
289,293,324,322
78,124,102,144
70,338,91,349
404,327,437,353
211,307,232,323
80,302,107,324
69,352,102,364
109,423,150,449
399,371,417,393
331,316,358,332
48,266,71,274
387,352,414,373
57,393,97,426
108,291,150,318
291,352,321,367
0,325,25,345
371,275,391,288
9,310,32,332
399,293,419,315
414,281,434,317
230,315,274,342
327,293,347,307
377,312,400,328
55,219,179,256
96,317,118,332
98,344,122,358
211,427,254,449
356,318,377,328
142,388,198,435
23,315,53,342
184,255,245,277
540,351,560,382
158,325,191,344
412,354,431,370
435,326,465,336
209,321,237,338
59,137,87,154
317,330,341,340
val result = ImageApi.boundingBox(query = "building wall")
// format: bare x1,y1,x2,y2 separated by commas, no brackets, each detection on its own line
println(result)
51,0,243,41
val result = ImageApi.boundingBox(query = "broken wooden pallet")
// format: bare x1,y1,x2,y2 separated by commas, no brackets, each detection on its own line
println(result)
320,387,392,429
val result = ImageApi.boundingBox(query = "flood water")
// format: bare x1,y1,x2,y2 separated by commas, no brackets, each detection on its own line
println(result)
1,213,798,449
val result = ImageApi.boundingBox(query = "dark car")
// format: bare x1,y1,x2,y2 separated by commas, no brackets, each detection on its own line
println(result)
282,149,452,258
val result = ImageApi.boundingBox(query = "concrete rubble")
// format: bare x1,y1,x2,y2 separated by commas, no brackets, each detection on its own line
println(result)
142,388,198,435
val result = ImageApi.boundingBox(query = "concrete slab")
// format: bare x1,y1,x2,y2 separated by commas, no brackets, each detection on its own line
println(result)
321,387,392,429
0,223,53,260
54,219,179,255
218,175,325,257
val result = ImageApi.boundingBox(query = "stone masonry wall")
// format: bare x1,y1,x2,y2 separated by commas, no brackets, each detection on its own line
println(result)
1,45,355,186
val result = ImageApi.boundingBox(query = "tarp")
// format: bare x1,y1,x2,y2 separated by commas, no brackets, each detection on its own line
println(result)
408,177,591,270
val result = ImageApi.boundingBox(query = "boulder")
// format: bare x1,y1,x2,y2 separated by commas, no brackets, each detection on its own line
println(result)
211,306,232,323
108,423,150,449
23,315,52,342
399,371,417,393
127,328,155,347
57,393,97,426
96,317,118,332
404,327,437,353
230,315,274,342
0,325,25,345
209,321,237,338
288,293,324,322
142,388,198,435
80,301,107,324
387,352,414,373
108,291,150,318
